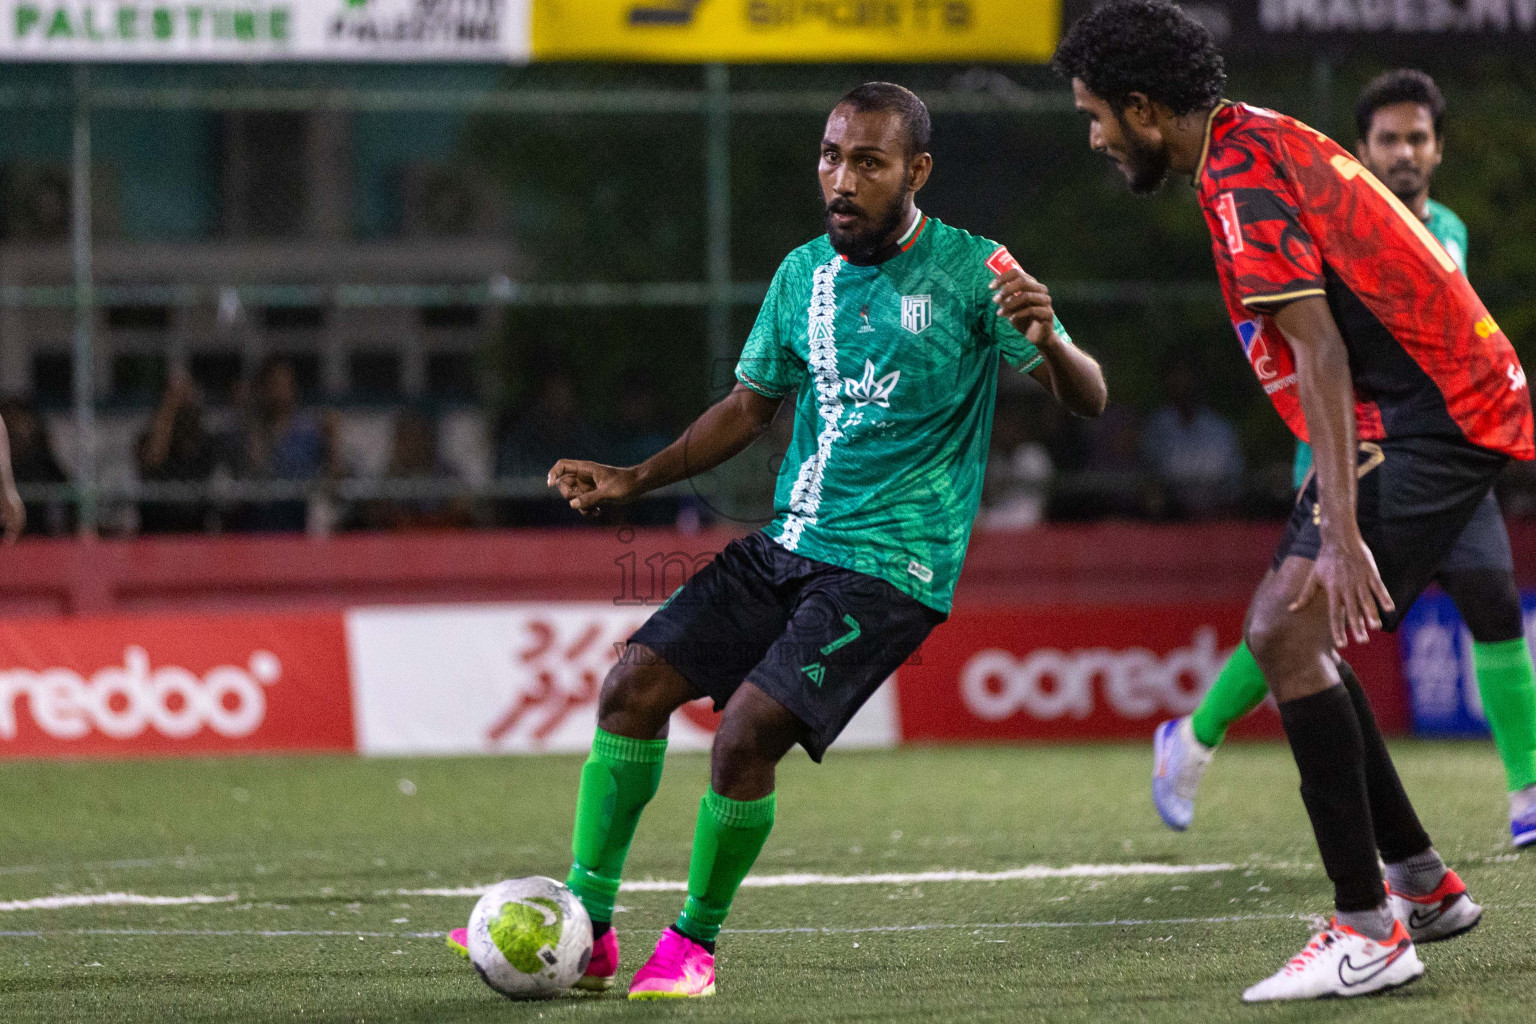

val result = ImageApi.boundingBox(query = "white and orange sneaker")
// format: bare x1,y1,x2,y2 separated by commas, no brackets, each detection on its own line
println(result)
627,927,716,1000
1388,868,1483,944
1242,918,1422,1002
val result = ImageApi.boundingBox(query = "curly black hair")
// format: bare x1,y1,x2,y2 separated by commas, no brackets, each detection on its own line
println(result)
1356,69,1444,142
1052,0,1226,116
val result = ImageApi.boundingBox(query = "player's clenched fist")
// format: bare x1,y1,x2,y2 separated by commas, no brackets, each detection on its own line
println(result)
989,267,1056,344
546,459,640,516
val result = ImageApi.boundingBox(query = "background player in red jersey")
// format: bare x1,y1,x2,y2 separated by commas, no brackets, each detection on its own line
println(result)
1055,0,1535,1003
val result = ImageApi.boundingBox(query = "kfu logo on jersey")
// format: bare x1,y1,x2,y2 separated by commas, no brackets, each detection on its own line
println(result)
844,359,900,408
901,294,933,334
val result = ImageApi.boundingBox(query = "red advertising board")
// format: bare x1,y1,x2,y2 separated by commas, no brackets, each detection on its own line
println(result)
898,603,1410,742
0,613,354,758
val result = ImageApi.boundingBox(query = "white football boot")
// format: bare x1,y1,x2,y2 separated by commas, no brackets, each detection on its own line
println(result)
1242,918,1422,1002
1152,716,1214,831
1387,868,1483,943
1512,785,1536,848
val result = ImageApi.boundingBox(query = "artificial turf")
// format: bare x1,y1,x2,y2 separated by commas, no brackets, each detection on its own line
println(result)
0,742,1531,1023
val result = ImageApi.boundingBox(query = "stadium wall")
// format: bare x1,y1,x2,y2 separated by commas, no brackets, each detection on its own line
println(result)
2,522,1530,757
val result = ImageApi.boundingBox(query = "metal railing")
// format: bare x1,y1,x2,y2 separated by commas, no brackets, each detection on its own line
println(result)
0,66,1221,535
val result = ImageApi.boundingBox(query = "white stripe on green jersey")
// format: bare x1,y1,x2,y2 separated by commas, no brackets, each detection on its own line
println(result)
735,213,1069,612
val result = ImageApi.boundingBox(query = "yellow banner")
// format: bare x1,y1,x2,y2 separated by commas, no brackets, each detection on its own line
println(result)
532,0,1060,63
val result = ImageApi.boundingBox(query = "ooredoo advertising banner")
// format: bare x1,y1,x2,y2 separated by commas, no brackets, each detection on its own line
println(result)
0,612,354,757
896,602,1410,741
897,604,1263,742
0,598,1418,759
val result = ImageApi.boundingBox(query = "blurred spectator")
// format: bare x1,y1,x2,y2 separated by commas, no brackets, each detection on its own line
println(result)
1141,357,1244,518
608,371,673,467
607,371,686,526
136,371,218,534
496,368,610,525
0,408,26,543
356,407,474,531
496,368,609,477
1047,402,1160,520
227,356,340,532
979,391,1052,529
0,397,72,536
1086,403,1142,478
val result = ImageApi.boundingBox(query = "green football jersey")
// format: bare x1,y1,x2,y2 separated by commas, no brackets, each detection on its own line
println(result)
1424,198,1468,275
735,213,1069,612
1292,197,1470,487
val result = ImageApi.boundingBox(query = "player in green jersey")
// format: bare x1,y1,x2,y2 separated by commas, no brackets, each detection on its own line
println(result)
1152,69,1536,848
540,83,1106,998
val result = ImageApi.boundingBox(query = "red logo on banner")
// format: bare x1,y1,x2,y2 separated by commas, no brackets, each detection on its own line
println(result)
0,613,353,757
483,614,721,748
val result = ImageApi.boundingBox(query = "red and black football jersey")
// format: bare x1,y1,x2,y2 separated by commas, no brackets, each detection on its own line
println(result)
1197,101,1533,460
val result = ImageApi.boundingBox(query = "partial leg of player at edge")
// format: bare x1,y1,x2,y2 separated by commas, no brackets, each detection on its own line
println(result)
447,82,1107,997
1056,1,1532,1001
1151,69,1536,846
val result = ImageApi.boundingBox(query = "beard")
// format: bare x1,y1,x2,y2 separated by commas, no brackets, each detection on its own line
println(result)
1112,111,1171,194
825,187,911,262
1381,163,1428,204
1120,133,1171,194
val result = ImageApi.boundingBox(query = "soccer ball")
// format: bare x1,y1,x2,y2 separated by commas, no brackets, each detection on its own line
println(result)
466,877,593,999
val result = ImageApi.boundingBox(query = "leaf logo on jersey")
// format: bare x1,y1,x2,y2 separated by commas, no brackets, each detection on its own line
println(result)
844,359,900,408
901,294,932,335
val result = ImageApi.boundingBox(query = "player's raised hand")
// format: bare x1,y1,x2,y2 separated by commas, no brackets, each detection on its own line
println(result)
989,267,1056,344
1289,532,1395,647
546,459,640,517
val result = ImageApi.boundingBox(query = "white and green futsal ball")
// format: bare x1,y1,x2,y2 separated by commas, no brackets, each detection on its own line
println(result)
467,877,593,999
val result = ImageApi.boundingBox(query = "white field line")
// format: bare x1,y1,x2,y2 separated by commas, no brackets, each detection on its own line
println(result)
0,893,237,912
392,862,1238,897
2,903,1532,940
0,914,1298,940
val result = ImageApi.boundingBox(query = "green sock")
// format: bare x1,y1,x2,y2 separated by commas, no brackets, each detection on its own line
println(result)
674,789,776,945
1189,641,1270,749
1472,638,1536,792
565,728,668,925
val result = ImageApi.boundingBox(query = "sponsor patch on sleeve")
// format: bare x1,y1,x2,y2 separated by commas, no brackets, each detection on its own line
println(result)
985,245,1021,278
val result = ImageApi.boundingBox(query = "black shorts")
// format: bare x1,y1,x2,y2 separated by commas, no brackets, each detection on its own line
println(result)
628,531,945,762
1436,491,1514,574
1276,436,1509,630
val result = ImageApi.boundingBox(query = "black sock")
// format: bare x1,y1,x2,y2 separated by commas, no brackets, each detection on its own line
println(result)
1277,685,1385,913
1338,661,1433,864
671,924,716,955
592,921,611,940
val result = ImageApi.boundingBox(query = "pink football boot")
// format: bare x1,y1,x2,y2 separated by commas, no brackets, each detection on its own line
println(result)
627,927,716,999
575,927,620,991
446,927,469,959
449,924,618,992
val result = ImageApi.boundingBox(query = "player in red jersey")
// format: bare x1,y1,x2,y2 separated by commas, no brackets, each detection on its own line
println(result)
1055,0,1534,1003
